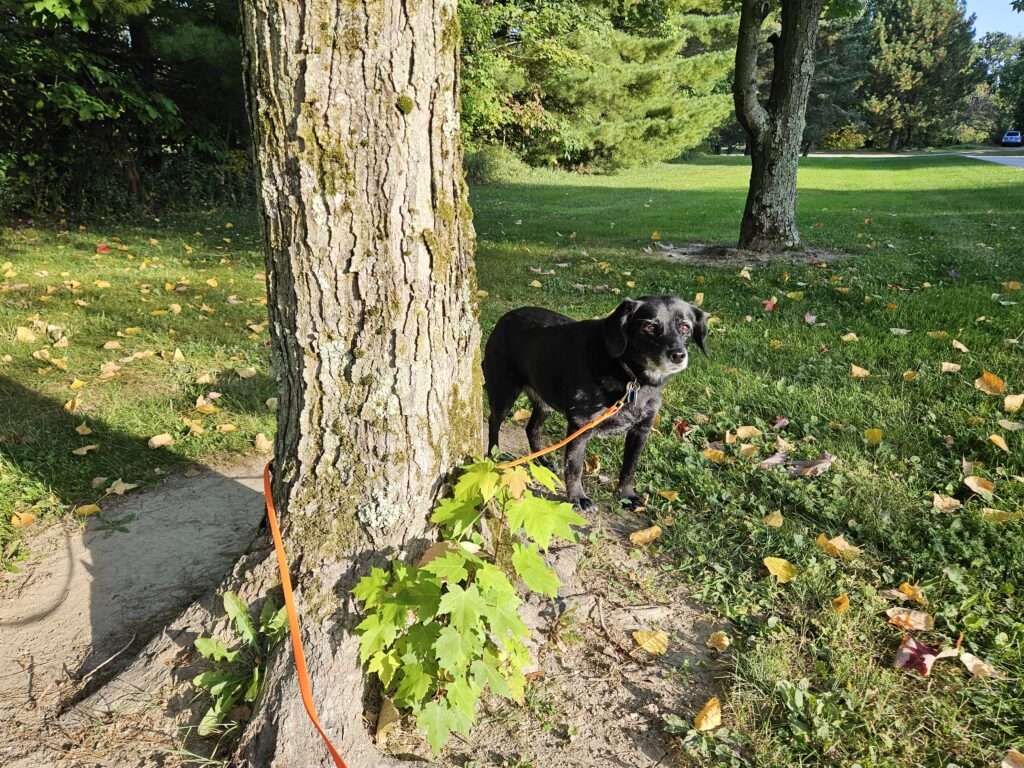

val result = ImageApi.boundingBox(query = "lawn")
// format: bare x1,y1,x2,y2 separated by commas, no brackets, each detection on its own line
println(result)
3,155,1023,766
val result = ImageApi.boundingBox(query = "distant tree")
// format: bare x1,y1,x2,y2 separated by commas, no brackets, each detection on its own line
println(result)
862,0,983,149
460,0,737,170
802,12,871,152
978,31,1024,131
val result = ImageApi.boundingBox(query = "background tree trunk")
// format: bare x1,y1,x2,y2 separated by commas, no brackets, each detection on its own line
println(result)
733,0,825,251
235,0,480,764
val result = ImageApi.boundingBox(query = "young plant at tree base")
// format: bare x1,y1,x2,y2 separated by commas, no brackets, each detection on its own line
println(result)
192,591,288,737
353,458,587,752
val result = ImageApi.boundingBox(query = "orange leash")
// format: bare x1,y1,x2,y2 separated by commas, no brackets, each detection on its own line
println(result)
497,381,639,469
263,464,349,768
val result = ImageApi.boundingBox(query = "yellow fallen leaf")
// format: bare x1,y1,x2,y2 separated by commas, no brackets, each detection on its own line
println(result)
658,489,679,502
172,348,185,363
990,434,1009,453
148,433,174,449
205,277,219,288
529,280,542,288
11,511,36,529
1005,394,1024,413
932,493,962,512
975,370,1006,396
693,292,704,307
980,507,1023,523
898,581,927,605
107,478,139,495
850,364,870,379
75,503,101,517
739,268,751,281
964,475,994,496
763,510,784,527
941,362,961,374
121,327,142,336
629,525,662,546
237,366,258,379
769,338,783,351
195,395,219,414
64,396,79,414
739,443,758,459
376,696,400,746
650,231,661,242
266,397,278,411
832,593,850,613
693,697,722,731
255,433,274,453
902,370,918,381
216,423,237,433
71,444,99,456
702,448,728,463
736,425,761,440
169,303,182,315
69,378,86,390
14,326,36,343
632,629,669,656
102,340,121,350
816,533,862,561
75,423,92,436
785,290,804,300
764,556,798,583
94,279,111,289
886,607,934,630
705,631,731,651
841,332,859,343
927,330,949,340
863,428,883,446
1002,281,1022,292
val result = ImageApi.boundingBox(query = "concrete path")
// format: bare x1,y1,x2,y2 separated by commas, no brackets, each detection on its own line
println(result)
966,154,1024,168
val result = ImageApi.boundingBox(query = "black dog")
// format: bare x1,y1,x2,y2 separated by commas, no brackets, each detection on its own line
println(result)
483,296,707,510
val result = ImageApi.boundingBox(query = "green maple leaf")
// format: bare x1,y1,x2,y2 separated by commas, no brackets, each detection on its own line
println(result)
511,543,559,597
421,551,469,584
528,461,561,491
394,662,432,707
508,494,586,550
445,675,480,723
416,700,455,753
453,461,499,503
474,562,516,600
470,652,519,702
352,566,391,609
433,625,480,675
367,648,401,689
392,570,442,618
355,613,398,664
436,583,487,632
430,497,480,537
482,592,527,643
398,622,441,665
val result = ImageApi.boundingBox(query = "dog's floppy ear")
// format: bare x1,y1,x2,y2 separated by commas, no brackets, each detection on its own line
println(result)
692,306,709,356
603,298,641,358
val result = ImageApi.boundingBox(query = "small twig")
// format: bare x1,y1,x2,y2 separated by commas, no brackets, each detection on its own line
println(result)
77,632,137,685
595,595,634,659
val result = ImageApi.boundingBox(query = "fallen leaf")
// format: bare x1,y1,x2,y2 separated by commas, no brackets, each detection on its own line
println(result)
237,366,258,379
863,428,883,446
702,448,728,463
736,425,761,440
1003,749,1024,768
960,652,1002,679
927,331,949,340
1005,394,1024,413
964,475,994,497
803,312,817,325
758,451,788,470
705,631,730,651
658,490,679,502
902,370,918,381
832,593,850,613
894,635,938,676
255,433,273,453
75,423,93,436
890,328,911,336
632,629,669,656
898,581,927,605
172,348,185,363
529,280,542,288
205,277,219,288
14,326,36,343
763,557,798,583
693,292,704,307
148,433,174,449
693,697,721,731
932,493,962,512
11,511,36,529
94,279,111,289
769,339,783,351
788,452,834,478
738,443,758,459
998,419,1023,431
1002,281,1022,292
952,339,969,353
886,607,934,630
990,434,1010,453
841,332,859,343
739,268,751,281
975,370,1006,396
107,478,139,495
75,503,101,517
850,364,870,379
980,507,1024,523
376,697,400,745
763,510,784,527
217,423,237,433
941,362,961,374
785,291,804,300
761,296,778,312
816,533,862,561
72,444,99,456
102,340,121,350
63,397,79,414
629,525,662,546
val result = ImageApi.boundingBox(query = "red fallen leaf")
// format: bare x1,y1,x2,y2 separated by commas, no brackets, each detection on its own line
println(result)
673,419,691,438
761,297,778,312
95,243,111,254
773,416,790,430
893,635,938,676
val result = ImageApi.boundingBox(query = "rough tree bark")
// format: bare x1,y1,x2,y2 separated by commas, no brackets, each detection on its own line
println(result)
733,0,825,251
232,0,480,764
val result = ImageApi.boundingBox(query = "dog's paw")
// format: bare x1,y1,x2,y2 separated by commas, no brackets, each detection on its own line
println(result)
571,495,595,512
618,494,644,511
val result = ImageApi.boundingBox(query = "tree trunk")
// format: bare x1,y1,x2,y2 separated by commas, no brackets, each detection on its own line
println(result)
733,0,825,252
235,0,480,764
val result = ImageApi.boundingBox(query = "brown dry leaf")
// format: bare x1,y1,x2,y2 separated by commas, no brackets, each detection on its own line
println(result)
952,339,970,353
763,556,798,583
629,525,662,546
15,326,37,343
960,652,1002,679
255,433,273,453
216,423,237,433
376,697,400,746
990,434,1010,453
632,629,669,656
975,370,1006,396
99,361,121,380
724,430,737,444
850,364,870,379
863,428,883,446
788,452,834,478
196,372,215,385
964,475,994,497
148,433,174,449
832,593,851,613
501,467,530,500
1003,749,1024,768
658,489,679,502
816,533,862,561
736,425,761,440
63,396,79,414
1005,394,1024,413
71,444,99,456
841,332,859,343
941,362,961,374
91,476,107,490
75,423,92,436
702,447,728,463
998,419,1023,431
932,493,962,512
102,340,121,350
705,631,730,651
195,395,219,414
898,581,927,605
693,697,722,731
886,607,934,630
763,510,784,527
107,478,139,496
11,511,36,529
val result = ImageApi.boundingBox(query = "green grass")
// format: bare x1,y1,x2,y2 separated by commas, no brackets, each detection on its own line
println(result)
2,155,1023,765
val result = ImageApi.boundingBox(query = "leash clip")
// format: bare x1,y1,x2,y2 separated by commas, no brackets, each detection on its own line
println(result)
624,380,640,405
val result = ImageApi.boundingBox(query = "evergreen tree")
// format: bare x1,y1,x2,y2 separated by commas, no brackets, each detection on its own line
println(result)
978,32,1024,132
802,12,871,151
862,0,982,149
460,0,737,169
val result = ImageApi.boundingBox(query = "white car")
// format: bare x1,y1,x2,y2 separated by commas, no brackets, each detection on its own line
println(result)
1002,130,1022,147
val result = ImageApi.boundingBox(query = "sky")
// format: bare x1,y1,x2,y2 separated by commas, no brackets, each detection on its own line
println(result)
967,0,1024,37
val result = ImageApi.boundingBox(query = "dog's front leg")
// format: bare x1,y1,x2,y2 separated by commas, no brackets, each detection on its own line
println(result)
617,414,654,508
563,417,595,511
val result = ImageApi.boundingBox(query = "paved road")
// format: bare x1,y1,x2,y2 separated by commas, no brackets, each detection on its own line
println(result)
967,154,1024,168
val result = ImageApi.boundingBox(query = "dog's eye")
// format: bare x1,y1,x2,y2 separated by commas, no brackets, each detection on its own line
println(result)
642,321,659,335
678,322,691,334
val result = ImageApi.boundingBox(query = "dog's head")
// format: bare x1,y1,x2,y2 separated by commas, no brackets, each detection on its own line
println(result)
603,296,707,382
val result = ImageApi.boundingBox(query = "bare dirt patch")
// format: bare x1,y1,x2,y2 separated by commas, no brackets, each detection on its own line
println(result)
644,240,849,267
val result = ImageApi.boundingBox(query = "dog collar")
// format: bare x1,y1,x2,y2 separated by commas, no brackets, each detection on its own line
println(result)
618,361,641,404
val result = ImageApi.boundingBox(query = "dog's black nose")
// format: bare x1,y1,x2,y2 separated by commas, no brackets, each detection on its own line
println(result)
669,349,686,364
